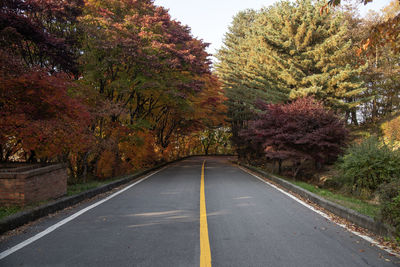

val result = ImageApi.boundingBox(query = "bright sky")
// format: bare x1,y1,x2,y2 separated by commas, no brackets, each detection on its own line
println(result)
154,0,392,59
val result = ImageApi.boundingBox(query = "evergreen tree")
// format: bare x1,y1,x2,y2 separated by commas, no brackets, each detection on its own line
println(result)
217,0,368,132
252,0,366,111
215,10,259,141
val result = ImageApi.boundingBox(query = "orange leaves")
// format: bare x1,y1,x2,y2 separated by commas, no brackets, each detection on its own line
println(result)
118,130,159,172
192,74,227,128
2,0,220,181
357,14,400,56
322,0,400,56
320,3,330,15
96,150,116,178
357,38,371,56
363,38,371,50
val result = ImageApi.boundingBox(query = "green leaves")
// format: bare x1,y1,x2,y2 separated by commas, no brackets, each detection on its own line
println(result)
336,136,400,198
1,0,224,181
217,0,369,150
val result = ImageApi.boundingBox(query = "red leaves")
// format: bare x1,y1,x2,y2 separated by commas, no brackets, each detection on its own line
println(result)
1,0,83,74
0,69,92,160
1,0,215,179
240,97,348,174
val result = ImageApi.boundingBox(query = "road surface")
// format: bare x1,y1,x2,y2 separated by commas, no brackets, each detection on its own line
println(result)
0,157,398,266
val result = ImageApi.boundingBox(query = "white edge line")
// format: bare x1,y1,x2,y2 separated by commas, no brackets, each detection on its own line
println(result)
238,166,400,258
0,167,166,260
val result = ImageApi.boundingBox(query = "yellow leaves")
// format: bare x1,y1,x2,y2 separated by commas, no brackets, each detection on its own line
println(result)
294,22,307,49
381,115,400,149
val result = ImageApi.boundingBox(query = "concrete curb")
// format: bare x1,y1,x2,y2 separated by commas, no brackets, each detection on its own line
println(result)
238,163,394,237
0,157,187,235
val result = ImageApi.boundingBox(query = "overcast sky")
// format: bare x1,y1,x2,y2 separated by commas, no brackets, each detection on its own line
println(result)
154,0,392,59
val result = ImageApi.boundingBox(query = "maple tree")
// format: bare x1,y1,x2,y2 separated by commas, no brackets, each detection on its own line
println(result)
1,0,224,182
240,98,348,177
191,75,230,155
0,0,91,165
0,0,84,74
0,68,91,163
74,0,219,178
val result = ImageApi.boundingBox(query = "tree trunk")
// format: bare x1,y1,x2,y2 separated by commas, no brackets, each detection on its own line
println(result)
292,161,301,179
315,160,322,170
82,151,89,183
351,110,358,126
27,150,37,163
278,159,282,174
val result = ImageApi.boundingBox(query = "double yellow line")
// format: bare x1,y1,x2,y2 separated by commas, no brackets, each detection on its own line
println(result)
200,160,211,267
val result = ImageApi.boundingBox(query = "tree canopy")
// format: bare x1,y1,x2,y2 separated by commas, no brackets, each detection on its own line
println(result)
0,0,228,180
216,0,367,141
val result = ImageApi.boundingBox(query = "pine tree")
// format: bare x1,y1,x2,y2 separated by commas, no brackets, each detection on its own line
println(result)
217,0,368,131
215,10,259,140
252,0,366,112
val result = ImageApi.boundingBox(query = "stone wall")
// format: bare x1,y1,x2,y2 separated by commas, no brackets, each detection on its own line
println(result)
0,164,67,206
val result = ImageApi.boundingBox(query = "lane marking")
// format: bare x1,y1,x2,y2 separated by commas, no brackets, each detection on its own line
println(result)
0,167,166,260
200,160,212,267
238,166,400,258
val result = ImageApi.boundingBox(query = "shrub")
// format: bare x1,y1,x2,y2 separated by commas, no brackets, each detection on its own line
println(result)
240,97,348,177
379,181,400,241
336,136,400,198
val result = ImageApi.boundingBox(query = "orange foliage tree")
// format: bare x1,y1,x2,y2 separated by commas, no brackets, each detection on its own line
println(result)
1,0,229,183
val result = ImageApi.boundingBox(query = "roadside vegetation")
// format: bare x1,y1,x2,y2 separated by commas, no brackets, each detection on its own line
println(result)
0,1,231,191
254,168,380,218
1,0,399,244
0,172,139,220
217,0,400,242
0,206,22,220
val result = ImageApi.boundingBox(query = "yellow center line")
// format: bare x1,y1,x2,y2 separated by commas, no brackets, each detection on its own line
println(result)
200,160,212,267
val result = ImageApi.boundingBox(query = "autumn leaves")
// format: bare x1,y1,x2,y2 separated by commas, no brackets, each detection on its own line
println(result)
0,0,226,181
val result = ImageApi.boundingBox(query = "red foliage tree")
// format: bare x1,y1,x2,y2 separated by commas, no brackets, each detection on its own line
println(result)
0,69,92,162
0,0,83,74
240,97,348,177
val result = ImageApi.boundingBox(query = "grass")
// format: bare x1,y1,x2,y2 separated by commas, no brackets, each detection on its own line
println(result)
289,180,380,218
0,206,22,220
0,200,51,221
254,167,380,218
67,170,143,196
67,180,110,196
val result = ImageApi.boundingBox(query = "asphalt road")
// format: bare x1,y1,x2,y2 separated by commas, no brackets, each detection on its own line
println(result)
0,156,399,266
